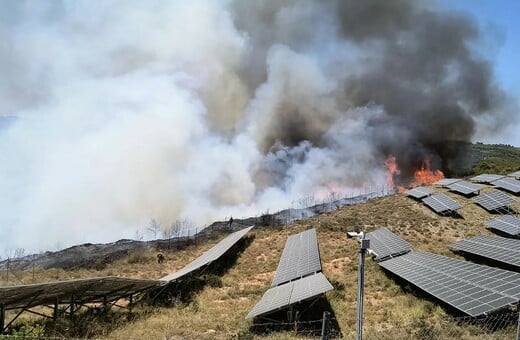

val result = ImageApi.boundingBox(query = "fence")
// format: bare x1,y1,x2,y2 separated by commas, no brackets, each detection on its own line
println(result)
249,311,520,340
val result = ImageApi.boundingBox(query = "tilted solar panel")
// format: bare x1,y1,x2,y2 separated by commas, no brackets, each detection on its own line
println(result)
450,235,520,270
379,252,520,317
447,180,484,196
491,177,520,195
0,277,160,310
246,272,333,319
486,216,520,237
472,191,515,212
405,187,435,199
160,226,254,282
365,227,412,261
422,193,461,214
434,178,462,187
471,174,506,184
271,228,321,287
509,171,520,179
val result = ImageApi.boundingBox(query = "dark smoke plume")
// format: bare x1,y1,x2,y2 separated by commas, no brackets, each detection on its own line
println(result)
0,0,514,251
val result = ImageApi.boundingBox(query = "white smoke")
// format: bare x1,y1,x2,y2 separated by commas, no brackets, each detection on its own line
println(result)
0,1,511,252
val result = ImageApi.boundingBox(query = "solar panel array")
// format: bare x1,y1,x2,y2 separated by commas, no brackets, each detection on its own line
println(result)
271,228,321,287
447,180,484,196
434,178,462,187
449,235,520,270
246,272,333,319
486,216,520,237
491,177,520,195
509,170,520,179
365,228,412,261
472,190,515,212
470,174,506,184
422,193,462,214
405,186,435,199
160,226,254,282
0,277,160,311
379,252,520,316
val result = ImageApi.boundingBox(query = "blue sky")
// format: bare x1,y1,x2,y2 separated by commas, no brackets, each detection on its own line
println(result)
440,0,520,145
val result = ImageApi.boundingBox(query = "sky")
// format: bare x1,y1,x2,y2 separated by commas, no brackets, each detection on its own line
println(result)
440,0,520,145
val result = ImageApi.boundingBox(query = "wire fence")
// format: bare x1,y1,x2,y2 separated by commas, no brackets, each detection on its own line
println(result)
248,311,520,340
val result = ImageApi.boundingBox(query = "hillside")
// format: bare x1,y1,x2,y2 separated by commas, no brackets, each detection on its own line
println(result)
4,182,520,339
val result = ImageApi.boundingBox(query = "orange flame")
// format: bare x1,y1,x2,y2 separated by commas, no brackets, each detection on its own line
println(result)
384,155,404,191
411,160,444,187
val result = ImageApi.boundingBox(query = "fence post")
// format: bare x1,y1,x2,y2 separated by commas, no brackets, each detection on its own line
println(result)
516,302,520,340
321,311,331,340
357,236,370,340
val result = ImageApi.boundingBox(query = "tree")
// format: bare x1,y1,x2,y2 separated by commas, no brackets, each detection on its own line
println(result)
147,218,161,240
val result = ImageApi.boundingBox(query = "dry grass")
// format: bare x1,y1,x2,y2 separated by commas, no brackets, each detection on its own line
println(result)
3,186,519,339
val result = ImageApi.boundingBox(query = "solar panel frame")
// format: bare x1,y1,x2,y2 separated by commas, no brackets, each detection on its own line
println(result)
486,216,520,237
246,272,333,319
472,191,516,212
491,177,520,195
160,226,254,282
405,187,435,199
0,277,160,310
434,178,463,187
379,252,520,317
365,227,412,261
422,193,462,214
509,171,520,179
271,228,322,287
449,235,520,270
447,180,484,196
471,174,506,184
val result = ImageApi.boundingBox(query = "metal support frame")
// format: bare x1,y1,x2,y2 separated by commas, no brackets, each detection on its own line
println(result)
357,236,369,340
0,304,4,333
516,302,520,340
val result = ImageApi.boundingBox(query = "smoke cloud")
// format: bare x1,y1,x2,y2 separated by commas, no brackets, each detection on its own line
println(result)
0,0,514,251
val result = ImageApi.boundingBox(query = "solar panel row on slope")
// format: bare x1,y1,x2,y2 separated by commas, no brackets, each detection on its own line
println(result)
0,277,160,310
365,228,412,261
472,191,515,212
422,193,461,214
379,252,520,316
486,216,520,236
447,180,484,196
434,178,462,187
471,174,506,184
271,228,321,287
491,177,520,195
405,186,434,199
160,226,254,282
509,170,520,179
246,272,333,319
449,235,520,270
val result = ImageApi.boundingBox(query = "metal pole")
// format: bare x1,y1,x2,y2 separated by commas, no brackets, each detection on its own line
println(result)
321,311,331,340
53,298,59,321
0,304,5,333
516,302,520,340
357,237,370,340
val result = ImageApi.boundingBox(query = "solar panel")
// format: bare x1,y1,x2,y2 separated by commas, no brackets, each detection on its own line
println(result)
422,193,462,214
160,226,254,282
405,186,435,199
379,252,520,317
271,228,322,287
365,227,412,261
246,272,333,319
486,216,520,237
509,171,520,179
0,277,160,310
449,235,520,270
470,174,506,184
447,180,484,196
491,177,520,195
434,178,462,187
472,191,515,212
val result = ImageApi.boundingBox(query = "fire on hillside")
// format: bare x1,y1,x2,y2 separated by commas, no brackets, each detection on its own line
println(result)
385,155,444,192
